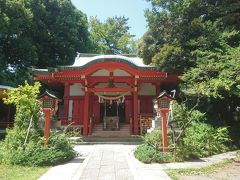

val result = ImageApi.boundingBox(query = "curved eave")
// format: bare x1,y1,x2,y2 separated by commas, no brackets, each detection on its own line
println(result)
51,58,159,72
33,69,51,75
0,85,14,90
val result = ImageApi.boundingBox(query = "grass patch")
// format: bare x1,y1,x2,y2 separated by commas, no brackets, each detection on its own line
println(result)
166,159,233,180
0,164,49,180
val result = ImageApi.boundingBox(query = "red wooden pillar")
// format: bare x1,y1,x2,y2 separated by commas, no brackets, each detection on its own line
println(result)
83,90,89,136
133,88,138,135
161,109,168,152
63,83,70,124
43,108,51,146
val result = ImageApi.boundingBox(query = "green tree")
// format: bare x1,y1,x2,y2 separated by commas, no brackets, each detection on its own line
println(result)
0,0,91,86
3,82,41,150
140,0,240,133
138,0,240,70
1,82,75,166
89,16,137,54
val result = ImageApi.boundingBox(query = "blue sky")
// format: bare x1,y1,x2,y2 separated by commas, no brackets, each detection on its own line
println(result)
71,0,151,39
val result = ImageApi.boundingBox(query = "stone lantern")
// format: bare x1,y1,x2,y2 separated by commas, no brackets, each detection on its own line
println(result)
39,90,61,145
153,91,174,152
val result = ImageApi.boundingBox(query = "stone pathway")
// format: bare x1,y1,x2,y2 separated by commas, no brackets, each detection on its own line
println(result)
79,145,134,180
40,145,237,180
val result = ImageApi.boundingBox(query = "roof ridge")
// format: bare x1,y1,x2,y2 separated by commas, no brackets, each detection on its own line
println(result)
77,53,137,58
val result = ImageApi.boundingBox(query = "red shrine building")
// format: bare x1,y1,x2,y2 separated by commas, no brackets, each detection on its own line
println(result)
34,54,179,136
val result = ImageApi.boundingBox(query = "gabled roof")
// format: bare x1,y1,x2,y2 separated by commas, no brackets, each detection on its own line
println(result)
38,90,62,100
156,90,175,100
34,53,159,74
71,53,154,68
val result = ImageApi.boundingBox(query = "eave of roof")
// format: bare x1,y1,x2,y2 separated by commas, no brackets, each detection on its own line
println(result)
33,69,51,75
0,85,14,90
38,90,61,100
33,54,160,74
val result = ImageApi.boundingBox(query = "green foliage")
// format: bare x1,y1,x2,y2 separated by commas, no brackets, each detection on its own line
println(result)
134,144,156,163
2,133,75,166
182,45,240,98
134,144,177,163
172,102,206,128
152,44,186,72
134,130,176,163
141,0,240,128
237,150,240,158
1,82,75,166
89,16,137,54
0,0,91,86
3,81,41,142
182,122,230,158
144,130,163,150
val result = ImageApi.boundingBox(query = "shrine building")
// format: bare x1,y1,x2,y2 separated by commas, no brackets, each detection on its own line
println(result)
33,54,179,136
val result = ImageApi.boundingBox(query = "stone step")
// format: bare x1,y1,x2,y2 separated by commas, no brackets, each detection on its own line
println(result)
79,136,143,145
91,132,130,136
91,123,131,137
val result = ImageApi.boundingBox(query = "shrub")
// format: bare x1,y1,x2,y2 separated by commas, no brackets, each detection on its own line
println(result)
1,82,76,166
182,122,230,158
134,130,175,163
2,133,75,166
134,144,156,163
143,130,173,151
144,130,163,150
134,144,178,163
153,152,173,163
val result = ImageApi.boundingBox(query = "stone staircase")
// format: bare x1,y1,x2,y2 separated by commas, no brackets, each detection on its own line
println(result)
90,123,131,137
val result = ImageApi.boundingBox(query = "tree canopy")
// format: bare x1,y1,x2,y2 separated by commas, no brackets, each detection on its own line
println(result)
139,0,240,124
138,0,240,72
0,0,91,86
89,16,137,54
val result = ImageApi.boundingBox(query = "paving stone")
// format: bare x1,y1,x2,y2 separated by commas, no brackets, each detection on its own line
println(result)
116,176,134,180
114,162,129,169
98,173,116,180
80,168,99,178
115,168,132,178
99,165,115,174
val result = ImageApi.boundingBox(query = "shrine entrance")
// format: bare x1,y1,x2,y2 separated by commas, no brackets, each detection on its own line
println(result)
99,100,125,130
